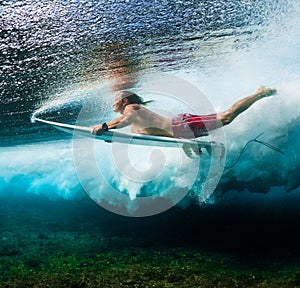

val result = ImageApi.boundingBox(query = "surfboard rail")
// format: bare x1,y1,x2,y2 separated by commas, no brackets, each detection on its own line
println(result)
33,117,224,149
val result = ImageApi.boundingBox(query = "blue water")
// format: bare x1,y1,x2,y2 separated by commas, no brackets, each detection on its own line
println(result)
1,0,300,216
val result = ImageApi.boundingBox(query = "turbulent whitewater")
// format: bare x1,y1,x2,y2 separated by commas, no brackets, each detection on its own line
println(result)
0,0,299,214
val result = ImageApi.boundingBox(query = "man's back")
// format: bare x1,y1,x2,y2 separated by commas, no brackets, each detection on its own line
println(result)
125,104,173,135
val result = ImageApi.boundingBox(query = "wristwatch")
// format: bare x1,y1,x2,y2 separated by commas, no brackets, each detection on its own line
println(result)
102,122,109,131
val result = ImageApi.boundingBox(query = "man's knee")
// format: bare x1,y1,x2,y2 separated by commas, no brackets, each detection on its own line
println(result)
218,111,233,126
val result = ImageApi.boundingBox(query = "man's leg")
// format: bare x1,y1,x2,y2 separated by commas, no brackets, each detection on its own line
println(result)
217,86,276,126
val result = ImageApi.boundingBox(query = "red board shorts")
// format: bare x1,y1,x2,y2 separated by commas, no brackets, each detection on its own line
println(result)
172,113,218,138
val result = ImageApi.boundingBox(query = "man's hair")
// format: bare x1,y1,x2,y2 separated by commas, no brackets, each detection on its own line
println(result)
120,91,154,106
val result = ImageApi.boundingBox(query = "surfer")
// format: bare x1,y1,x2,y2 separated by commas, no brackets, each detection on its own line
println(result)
92,86,277,141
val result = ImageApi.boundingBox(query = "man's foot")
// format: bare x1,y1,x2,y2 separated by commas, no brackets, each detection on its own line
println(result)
256,86,277,98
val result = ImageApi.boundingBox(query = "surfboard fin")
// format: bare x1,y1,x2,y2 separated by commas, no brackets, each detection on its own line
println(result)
205,145,212,156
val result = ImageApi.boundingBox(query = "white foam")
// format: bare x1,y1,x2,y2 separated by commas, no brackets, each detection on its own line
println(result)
0,142,83,200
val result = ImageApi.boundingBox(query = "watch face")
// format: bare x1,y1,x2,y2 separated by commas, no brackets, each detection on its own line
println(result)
102,123,108,131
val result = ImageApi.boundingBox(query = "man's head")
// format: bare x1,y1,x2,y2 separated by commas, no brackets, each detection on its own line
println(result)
113,91,154,113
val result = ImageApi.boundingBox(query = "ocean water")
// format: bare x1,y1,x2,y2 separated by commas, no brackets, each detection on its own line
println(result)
1,0,300,286
1,0,299,209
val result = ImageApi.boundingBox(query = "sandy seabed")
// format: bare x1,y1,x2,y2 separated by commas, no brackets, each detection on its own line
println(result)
1,193,300,288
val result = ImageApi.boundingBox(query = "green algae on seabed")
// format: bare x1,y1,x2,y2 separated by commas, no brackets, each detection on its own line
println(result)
1,242,300,288
2,196,300,288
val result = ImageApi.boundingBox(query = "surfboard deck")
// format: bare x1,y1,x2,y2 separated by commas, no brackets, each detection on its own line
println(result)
33,117,223,149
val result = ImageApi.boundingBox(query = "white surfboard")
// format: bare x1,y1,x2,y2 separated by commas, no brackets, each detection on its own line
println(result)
33,117,223,149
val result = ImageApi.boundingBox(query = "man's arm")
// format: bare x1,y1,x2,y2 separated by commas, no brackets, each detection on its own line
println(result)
92,105,138,135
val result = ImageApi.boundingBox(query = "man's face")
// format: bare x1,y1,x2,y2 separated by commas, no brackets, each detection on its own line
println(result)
113,93,124,113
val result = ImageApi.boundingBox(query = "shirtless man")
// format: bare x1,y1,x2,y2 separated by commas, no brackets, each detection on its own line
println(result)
92,86,277,140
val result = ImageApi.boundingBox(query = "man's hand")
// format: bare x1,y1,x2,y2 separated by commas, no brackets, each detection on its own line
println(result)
182,144,202,158
92,125,104,135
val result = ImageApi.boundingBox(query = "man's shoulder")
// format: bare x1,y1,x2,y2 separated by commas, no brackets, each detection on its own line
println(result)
125,103,143,112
